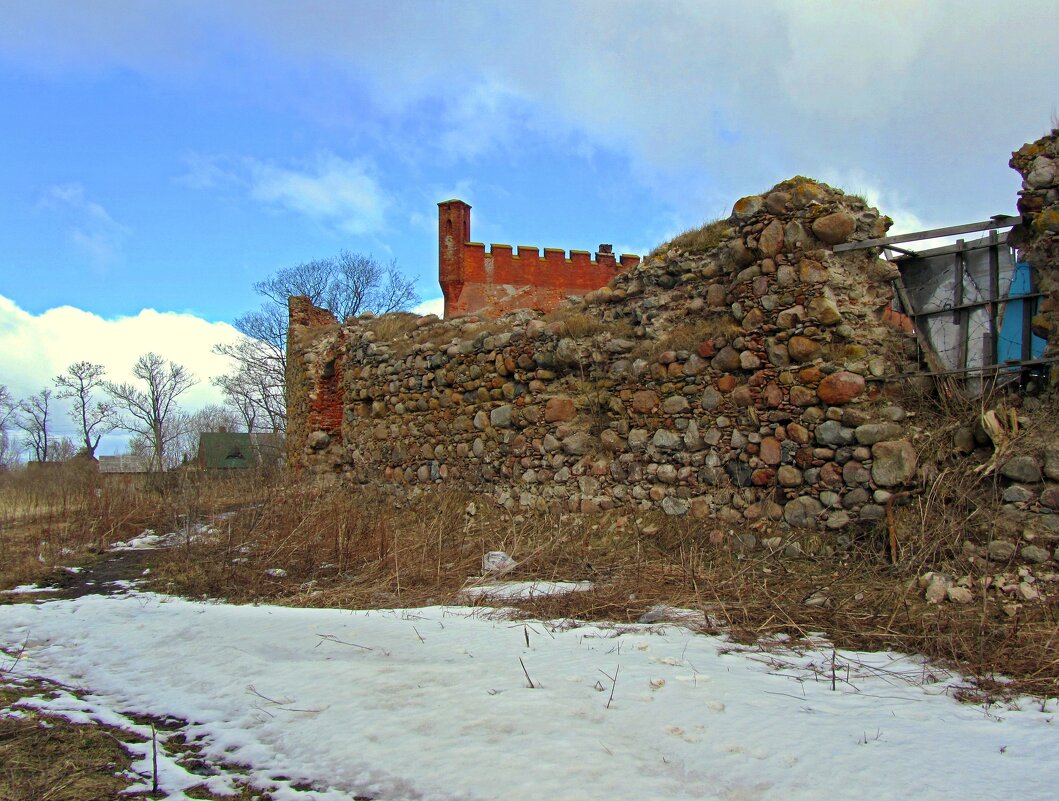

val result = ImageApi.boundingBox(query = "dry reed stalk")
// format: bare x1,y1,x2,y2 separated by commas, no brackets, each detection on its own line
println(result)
126,453,1059,700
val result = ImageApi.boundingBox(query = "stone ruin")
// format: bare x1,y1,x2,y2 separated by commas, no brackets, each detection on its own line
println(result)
286,129,1059,547
1011,128,1059,358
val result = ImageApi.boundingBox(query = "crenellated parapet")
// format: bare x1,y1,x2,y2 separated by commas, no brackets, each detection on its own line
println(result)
438,199,638,319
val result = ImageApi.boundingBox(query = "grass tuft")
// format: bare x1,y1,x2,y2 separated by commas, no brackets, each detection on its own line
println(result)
546,303,626,334
368,312,420,343
650,218,730,258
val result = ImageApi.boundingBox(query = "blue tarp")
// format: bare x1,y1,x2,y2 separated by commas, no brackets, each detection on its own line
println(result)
996,261,1046,364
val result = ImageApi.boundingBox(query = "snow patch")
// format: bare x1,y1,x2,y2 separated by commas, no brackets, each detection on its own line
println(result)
0,592,1055,800
1,584,60,594
460,580,594,600
110,518,229,552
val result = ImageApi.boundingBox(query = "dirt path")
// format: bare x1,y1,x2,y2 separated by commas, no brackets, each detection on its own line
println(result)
0,547,163,606
46,548,160,599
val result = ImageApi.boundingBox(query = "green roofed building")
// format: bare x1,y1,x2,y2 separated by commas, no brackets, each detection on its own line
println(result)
196,432,285,471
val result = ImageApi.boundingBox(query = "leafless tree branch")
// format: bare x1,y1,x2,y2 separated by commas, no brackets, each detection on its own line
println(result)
54,360,117,458
105,353,197,471
215,251,418,433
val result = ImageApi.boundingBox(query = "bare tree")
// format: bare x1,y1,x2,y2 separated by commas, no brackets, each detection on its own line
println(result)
15,389,53,462
54,361,116,458
105,353,197,471
214,251,417,433
171,404,244,466
0,385,14,430
212,340,286,432
0,386,17,468
212,368,259,434
252,252,418,322
49,437,77,463
123,434,154,467
0,431,16,468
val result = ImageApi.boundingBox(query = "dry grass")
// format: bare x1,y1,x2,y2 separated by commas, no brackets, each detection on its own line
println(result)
659,318,735,353
0,690,138,801
650,218,730,258
149,473,1059,698
0,468,271,592
0,469,156,591
543,308,610,339
543,307,637,344
627,317,735,363
0,677,260,800
368,312,421,343
5,384,1059,709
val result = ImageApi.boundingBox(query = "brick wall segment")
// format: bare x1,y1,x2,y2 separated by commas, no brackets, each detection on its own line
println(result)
438,199,636,319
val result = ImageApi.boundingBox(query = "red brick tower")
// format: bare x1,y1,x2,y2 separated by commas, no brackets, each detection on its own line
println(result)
438,200,471,319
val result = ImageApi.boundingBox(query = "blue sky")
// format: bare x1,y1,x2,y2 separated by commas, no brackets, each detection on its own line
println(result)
0,1,1056,453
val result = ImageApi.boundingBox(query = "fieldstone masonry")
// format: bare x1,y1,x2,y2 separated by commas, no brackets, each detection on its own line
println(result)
1011,127,1059,361
288,174,934,534
287,132,1059,549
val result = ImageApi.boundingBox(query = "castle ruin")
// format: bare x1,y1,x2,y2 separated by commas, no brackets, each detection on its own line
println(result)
286,129,1059,541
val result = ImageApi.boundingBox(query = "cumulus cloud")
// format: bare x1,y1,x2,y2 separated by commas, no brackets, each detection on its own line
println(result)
40,183,130,265
412,296,444,317
0,293,242,453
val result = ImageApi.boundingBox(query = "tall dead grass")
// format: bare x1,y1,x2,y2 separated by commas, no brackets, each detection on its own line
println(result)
153,477,1058,698
649,218,731,257
542,307,631,336
0,467,271,591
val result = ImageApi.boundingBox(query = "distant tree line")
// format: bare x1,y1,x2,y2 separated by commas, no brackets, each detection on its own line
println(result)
0,250,417,470
0,354,200,471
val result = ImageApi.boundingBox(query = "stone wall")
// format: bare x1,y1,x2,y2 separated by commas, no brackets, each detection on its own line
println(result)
290,178,931,538
438,199,639,319
1011,128,1059,361
286,297,347,470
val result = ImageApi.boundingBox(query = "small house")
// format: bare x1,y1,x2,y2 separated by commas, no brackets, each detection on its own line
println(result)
196,432,284,471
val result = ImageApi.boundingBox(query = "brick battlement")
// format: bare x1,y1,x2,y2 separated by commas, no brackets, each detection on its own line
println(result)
439,199,638,319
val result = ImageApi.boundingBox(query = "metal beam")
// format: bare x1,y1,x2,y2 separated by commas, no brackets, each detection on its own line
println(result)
909,291,1043,318
832,215,1022,252
866,355,1058,382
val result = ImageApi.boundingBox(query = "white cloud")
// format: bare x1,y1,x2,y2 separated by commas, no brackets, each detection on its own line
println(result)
412,296,444,317
817,168,930,236
0,294,242,454
435,80,526,162
776,2,934,119
175,153,236,190
181,152,390,236
40,182,130,265
5,3,1058,224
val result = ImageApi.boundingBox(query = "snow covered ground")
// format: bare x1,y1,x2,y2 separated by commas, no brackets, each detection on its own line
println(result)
458,580,594,600
1,590,1057,801
110,518,229,551
0,584,61,594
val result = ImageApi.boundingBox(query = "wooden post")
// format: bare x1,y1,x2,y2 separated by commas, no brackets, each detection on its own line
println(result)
987,230,1000,369
954,239,969,374
893,274,947,375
